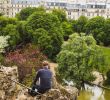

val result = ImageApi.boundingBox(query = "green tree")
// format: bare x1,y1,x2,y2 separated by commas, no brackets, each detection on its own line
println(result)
73,16,88,33
85,16,105,44
0,12,4,16
57,33,106,88
16,7,45,20
8,18,17,25
70,20,77,32
0,16,17,35
3,24,21,47
52,9,67,22
0,16,9,35
26,12,63,59
104,18,110,46
16,21,30,44
62,21,73,40
32,28,52,56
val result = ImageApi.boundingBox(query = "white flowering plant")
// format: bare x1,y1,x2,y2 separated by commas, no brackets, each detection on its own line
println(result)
0,36,10,53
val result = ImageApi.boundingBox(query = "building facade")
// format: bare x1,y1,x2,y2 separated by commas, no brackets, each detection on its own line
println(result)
0,0,110,19
0,0,40,17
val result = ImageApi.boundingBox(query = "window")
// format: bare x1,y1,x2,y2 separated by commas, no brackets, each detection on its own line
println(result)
87,5,94,9
73,9,79,12
51,2,54,6
82,9,86,12
87,12,90,16
95,5,106,9
68,11,71,15
97,13,99,16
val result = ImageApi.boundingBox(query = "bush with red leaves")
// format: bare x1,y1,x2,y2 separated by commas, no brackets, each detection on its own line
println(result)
4,44,47,82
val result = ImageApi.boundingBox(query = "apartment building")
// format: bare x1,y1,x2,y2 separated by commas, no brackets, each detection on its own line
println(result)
0,0,110,19
44,0,110,19
0,0,40,17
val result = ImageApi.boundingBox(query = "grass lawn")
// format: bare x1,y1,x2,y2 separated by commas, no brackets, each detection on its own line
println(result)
101,46,110,69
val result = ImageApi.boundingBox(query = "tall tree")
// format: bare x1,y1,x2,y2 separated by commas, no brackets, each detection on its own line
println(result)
104,18,110,46
0,16,9,35
57,33,106,88
26,12,63,60
73,16,88,33
3,24,20,47
62,21,73,40
16,7,45,20
52,9,67,22
85,16,105,45
32,28,52,56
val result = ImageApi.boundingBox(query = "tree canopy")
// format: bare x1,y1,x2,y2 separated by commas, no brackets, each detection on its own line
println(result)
57,33,106,88
16,7,46,20
26,11,63,59
52,9,67,22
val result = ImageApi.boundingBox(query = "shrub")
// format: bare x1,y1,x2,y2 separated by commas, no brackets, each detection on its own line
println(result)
4,44,47,81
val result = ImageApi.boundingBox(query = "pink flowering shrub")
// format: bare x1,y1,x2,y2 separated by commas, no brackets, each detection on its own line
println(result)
5,44,47,67
4,44,47,81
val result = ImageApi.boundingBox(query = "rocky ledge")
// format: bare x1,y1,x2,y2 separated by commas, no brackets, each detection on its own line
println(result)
0,66,78,100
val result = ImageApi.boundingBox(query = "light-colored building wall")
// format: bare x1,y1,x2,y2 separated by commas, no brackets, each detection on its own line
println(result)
0,0,110,19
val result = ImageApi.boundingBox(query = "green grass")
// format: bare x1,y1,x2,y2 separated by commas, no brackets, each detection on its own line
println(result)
101,47,110,68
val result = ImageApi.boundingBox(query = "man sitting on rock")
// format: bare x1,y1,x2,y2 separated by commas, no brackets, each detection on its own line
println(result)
28,61,52,96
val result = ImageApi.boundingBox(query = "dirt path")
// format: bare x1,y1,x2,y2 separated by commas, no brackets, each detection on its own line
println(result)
49,63,58,76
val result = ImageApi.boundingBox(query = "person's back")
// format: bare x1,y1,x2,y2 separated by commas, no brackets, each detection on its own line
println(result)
28,61,52,96
38,68,52,89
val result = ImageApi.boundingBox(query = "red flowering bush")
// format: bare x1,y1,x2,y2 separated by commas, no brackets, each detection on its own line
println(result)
4,44,47,82
4,44,47,67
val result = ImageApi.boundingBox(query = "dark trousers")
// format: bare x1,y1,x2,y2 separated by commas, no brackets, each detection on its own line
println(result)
28,85,50,97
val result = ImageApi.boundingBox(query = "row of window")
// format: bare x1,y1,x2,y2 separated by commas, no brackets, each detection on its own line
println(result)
68,11,107,16
68,13,110,19
47,2,67,7
11,4,37,7
46,2,107,9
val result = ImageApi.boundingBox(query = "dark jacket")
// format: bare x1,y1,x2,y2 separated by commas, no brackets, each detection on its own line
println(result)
33,67,52,89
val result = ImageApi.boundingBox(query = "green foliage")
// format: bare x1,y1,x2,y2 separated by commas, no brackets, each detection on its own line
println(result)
62,21,73,40
104,69,110,86
16,7,46,20
104,18,110,46
23,67,36,87
0,16,9,35
3,24,21,47
26,12,61,32
16,21,30,44
32,28,52,56
0,13,3,16
86,16,105,44
57,33,106,88
73,16,88,33
8,18,18,25
0,54,4,63
0,16,17,35
101,47,110,69
52,9,67,22
26,12,63,60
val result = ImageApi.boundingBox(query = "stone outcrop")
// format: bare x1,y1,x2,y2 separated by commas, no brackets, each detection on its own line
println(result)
0,66,78,100
92,71,105,85
0,66,18,100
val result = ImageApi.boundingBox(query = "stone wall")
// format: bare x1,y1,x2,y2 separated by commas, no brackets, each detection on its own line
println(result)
0,66,18,100
0,66,78,100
